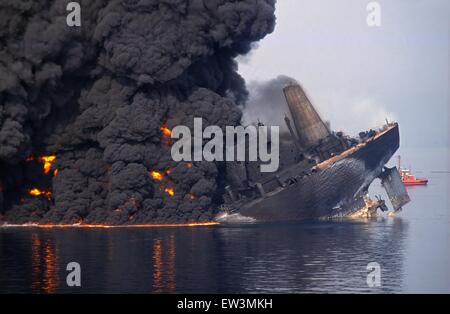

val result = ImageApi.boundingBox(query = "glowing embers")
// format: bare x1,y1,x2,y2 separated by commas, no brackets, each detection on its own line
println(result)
40,155,56,174
26,154,58,176
149,168,175,197
160,125,172,137
25,154,57,201
150,170,164,181
28,188,52,200
164,187,175,197
160,122,173,146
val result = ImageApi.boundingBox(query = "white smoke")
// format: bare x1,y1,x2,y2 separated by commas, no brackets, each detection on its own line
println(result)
241,75,295,133
242,76,395,137
321,95,396,136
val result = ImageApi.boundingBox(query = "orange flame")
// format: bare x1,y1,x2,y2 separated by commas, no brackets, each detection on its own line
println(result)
15,222,219,228
40,155,56,174
28,188,52,200
150,169,173,181
150,170,164,181
53,169,59,176
164,187,175,197
160,122,173,146
150,169,175,197
160,125,172,137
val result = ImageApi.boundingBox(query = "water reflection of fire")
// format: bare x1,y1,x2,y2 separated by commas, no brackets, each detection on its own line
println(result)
152,239,163,292
42,240,59,294
167,235,176,292
31,233,41,293
152,236,176,293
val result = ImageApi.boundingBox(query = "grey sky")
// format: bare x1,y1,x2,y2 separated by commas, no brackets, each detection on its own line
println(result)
238,0,449,148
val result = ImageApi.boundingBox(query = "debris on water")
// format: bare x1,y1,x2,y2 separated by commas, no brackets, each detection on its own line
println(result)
349,194,388,219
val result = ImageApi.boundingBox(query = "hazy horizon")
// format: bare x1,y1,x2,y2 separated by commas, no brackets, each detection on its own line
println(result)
238,0,449,150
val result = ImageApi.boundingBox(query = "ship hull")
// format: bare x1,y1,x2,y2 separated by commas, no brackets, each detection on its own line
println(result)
235,124,400,222
403,180,428,186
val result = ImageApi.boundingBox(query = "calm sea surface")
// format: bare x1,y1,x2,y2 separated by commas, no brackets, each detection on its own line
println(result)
0,148,449,293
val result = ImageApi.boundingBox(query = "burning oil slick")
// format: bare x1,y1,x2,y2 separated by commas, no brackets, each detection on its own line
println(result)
0,0,276,225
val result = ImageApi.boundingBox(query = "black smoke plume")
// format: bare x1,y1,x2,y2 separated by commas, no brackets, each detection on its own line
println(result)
0,0,276,224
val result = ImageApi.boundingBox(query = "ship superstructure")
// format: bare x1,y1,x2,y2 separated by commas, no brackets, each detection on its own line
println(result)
219,83,410,222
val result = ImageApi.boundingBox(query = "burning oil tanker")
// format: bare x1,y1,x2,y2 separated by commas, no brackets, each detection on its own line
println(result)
0,1,408,226
217,83,410,222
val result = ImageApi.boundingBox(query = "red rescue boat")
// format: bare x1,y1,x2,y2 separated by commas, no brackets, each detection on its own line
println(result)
397,156,428,186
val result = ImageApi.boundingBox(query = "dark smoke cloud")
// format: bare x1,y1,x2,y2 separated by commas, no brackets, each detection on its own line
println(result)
0,0,276,224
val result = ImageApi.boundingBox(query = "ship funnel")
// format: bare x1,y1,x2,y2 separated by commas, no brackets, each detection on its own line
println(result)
283,83,330,148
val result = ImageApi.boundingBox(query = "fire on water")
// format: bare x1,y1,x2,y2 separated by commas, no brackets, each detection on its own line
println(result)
0,222,219,229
